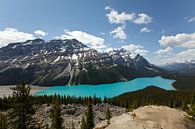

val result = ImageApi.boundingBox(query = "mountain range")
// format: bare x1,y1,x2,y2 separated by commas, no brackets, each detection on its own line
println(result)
0,39,169,86
162,61,195,75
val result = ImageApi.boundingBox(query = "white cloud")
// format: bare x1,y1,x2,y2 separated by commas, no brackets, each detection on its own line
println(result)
104,47,115,52
159,32,195,48
56,30,106,51
0,28,34,48
154,49,195,64
105,7,135,24
154,33,195,64
176,49,195,60
105,7,152,25
110,26,127,40
140,27,151,33
188,16,195,23
34,30,47,37
133,13,152,24
121,44,149,55
155,47,173,56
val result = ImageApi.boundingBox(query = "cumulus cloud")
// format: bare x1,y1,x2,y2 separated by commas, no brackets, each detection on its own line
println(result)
121,44,149,55
155,47,173,56
105,7,152,25
159,33,195,48
0,28,34,48
110,26,127,40
105,6,135,24
176,49,195,60
34,30,47,37
188,16,195,23
140,27,151,33
153,48,195,64
104,47,115,52
56,30,106,50
133,13,152,24
155,32,195,64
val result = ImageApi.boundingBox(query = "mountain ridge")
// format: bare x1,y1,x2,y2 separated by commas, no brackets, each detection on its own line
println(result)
0,39,164,86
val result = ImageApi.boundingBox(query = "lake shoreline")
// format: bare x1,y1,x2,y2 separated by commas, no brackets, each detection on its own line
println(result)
35,76,175,98
0,85,48,98
0,76,176,99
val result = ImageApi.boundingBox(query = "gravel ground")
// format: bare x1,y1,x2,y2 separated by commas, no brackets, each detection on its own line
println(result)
34,103,126,129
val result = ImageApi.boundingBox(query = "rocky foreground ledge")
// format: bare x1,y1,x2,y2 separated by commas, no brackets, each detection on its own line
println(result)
34,104,195,129
34,103,126,129
1,103,194,129
96,105,195,129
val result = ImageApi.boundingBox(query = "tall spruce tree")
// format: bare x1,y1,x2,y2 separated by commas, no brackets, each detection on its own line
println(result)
8,81,38,129
86,99,94,129
50,97,63,129
105,106,111,125
0,113,8,129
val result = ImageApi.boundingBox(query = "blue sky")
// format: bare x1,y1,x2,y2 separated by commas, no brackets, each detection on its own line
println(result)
0,0,195,64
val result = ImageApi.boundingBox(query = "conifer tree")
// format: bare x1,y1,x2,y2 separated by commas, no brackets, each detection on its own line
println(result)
105,106,111,125
0,113,8,129
8,81,39,129
86,99,94,129
50,97,63,129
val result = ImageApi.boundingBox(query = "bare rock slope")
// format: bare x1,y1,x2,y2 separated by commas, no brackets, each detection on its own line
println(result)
100,106,189,129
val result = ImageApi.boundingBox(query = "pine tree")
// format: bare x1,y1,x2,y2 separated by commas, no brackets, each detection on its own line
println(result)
86,99,94,129
181,100,187,110
8,81,39,129
105,106,111,125
50,98,63,129
0,113,7,129
80,116,87,129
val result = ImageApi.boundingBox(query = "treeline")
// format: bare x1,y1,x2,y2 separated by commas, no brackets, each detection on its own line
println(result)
0,94,102,111
172,75,195,91
162,73,195,91
110,86,195,113
1,85,195,112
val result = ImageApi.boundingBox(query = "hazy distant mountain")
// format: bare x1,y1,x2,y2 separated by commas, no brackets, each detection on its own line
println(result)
162,60,195,75
0,39,164,86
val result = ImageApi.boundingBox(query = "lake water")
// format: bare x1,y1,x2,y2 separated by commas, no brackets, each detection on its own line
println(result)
35,76,175,98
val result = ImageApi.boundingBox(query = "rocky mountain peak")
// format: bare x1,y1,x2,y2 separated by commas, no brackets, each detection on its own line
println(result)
0,39,162,86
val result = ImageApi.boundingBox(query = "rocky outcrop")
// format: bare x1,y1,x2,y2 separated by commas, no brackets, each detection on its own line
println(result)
96,105,189,129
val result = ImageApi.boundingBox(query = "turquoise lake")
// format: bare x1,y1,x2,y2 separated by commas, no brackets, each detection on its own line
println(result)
35,76,175,98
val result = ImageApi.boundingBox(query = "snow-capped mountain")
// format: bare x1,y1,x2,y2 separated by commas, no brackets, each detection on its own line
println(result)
163,61,195,75
0,39,163,86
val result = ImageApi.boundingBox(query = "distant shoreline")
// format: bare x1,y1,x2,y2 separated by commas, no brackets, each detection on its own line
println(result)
0,85,48,98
